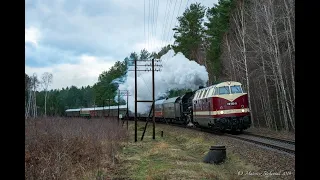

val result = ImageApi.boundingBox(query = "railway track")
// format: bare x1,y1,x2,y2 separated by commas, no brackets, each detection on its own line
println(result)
224,133,295,155
242,132,295,145
127,118,295,155
152,120,295,155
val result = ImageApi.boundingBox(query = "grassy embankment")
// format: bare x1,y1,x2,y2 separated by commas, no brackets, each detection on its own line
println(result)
114,121,263,180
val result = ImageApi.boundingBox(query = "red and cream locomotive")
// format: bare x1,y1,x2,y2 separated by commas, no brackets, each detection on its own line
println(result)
191,81,251,132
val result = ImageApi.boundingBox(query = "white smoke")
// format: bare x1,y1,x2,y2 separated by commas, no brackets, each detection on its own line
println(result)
117,49,208,113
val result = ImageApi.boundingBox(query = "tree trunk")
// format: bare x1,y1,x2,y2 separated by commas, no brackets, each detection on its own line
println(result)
252,0,275,129
45,91,48,117
240,0,255,127
226,34,236,80
252,87,260,127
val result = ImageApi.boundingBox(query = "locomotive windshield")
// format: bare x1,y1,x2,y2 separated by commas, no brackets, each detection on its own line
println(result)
219,86,230,95
218,85,243,95
230,85,243,94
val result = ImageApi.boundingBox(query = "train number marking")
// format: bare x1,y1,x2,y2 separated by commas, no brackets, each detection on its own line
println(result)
227,102,237,106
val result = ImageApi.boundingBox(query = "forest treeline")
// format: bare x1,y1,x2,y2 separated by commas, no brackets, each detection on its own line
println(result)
25,0,295,131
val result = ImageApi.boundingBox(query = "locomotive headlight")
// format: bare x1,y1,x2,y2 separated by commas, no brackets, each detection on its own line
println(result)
242,109,245,112
220,111,224,114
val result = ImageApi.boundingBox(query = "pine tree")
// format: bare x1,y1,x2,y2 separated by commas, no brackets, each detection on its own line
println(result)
172,3,206,63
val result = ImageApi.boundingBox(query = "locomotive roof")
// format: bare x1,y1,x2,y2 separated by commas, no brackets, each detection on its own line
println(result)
65,105,127,112
214,81,242,87
193,81,244,100
163,96,180,104
198,81,242,91
155,99,166,105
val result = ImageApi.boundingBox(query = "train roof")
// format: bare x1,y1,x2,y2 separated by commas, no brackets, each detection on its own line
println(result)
193,81,244,100
163,96,180,104
65,105,127,112
65,108,81,112
196,81,242,91
213,81,242,87
155,99,166,105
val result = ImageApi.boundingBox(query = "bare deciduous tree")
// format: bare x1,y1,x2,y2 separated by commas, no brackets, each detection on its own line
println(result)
218,0,295,131
26,73,40,119
41,72,53,117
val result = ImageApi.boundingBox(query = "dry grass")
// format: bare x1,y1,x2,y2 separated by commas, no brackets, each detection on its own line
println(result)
25,117,128,180
114,122,276,180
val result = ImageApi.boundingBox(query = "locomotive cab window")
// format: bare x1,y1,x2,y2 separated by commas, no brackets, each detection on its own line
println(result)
197,92,201,98
219,86,230,95
213,87,218,95
202,90,208,98
195,92,198,99
199,91,203,98
230,85,243,94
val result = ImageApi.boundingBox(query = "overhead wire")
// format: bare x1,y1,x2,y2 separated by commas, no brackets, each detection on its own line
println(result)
159,0,173,51
164,0,179,46
137,0,157,100
138,0,194,101
161,0,190,65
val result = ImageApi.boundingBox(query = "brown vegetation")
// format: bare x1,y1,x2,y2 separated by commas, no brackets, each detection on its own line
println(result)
25,117,128,180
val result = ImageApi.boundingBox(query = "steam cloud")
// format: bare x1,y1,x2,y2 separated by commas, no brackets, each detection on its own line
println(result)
116,49,208,113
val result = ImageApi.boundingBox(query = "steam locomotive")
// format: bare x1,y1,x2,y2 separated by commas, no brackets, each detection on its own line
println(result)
65,81,251,132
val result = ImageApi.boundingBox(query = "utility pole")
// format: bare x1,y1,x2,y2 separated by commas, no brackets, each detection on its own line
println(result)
134,58,138,142
128,58,162,142
93,101,95,118
127,90,129,130
109,99,111,118
103,99,112,118
118,90,131,130
118,90,120,125
104,99,113,119
152,58,155,139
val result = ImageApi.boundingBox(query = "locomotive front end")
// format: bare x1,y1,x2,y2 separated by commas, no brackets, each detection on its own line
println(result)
213,93,251,132
211,82,251,132
192,81,251,133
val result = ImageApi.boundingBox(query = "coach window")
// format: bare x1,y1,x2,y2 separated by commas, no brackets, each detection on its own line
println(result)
219,86,230,95
230,85,243,94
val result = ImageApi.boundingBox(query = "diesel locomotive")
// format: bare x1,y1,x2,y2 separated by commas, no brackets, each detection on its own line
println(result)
153,81,251,132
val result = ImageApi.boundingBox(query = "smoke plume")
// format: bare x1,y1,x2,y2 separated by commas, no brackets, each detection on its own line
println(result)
116,50,208,113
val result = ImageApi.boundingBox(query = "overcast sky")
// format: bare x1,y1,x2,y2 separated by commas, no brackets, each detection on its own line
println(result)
25,0,218,90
